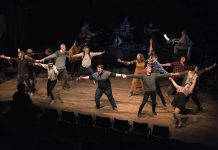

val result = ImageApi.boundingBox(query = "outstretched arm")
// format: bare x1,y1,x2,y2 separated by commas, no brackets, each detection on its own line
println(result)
172,71,188,77
0,55,11,60
161,63,171,67
126,74,143,79
169,77,180,89
109,72,126,78
198,63,217,76
41,52,57,62
78,76,90,80
72,52,83,58
117,59,136,65
91,51,105,57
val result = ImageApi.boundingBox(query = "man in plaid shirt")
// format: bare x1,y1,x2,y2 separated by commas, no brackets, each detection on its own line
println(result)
161,56,188,94
148,54,168,106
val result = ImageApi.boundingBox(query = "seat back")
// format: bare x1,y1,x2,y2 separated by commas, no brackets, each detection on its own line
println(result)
132,121,150,136
95,116,112,128
113,118,131,132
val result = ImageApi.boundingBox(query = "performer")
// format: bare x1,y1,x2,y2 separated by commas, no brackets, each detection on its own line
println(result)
149,54,169,106
79,21,93,38
35,48,53,77
120,17,130,33
169,74,197,128
124,65,175,117
172,29,192,58
161,56,189,95
34,61,59,104
117,53,147,96
68,41,84,78
0,50,39,95
175,63,217,111
147,36,157,58
25,48,37,92
72,46,105,79
78,65,124,111
41,44,70,89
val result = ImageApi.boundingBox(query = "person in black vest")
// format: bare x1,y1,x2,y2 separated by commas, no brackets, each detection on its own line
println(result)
78,64,125,111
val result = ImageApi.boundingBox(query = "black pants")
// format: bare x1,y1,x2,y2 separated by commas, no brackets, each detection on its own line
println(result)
29,73,37,90
17,74,33,93
138,91,156,114
187,91,201,108
47,79,57,100
95,87,117,109
156,82,166,105
68,61,80,76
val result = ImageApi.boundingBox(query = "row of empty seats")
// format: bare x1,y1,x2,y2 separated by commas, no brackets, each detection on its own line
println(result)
41,108,170,142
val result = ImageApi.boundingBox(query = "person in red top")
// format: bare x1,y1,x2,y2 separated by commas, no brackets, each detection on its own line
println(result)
161,56,188,95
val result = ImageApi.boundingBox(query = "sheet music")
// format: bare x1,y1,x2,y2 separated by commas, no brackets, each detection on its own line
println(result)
163,34,170,41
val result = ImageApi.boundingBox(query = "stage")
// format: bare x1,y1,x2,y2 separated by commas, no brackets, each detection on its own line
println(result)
0,75,218,148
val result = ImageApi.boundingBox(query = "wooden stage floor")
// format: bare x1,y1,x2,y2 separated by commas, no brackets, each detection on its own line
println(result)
0,76,218,148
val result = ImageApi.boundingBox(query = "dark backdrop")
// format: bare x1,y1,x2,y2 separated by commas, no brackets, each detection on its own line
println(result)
0,0,218,63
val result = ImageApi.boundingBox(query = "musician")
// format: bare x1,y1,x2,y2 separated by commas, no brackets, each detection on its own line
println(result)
68,41,84,78
120,17,130,33
79,21,93,39
172,29,192,58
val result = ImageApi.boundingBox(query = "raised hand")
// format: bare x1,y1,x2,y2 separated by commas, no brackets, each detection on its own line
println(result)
117,59,122,63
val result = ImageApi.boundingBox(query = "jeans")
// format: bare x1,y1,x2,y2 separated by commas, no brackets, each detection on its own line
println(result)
57,68,69,88
29,74,37,90
17,74,33,93
78,65,94,76
156,81,166,105
138,91,156,114
47,79,57,100
95,87,117,109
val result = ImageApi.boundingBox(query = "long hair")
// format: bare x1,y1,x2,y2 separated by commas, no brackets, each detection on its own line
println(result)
136,53,145,63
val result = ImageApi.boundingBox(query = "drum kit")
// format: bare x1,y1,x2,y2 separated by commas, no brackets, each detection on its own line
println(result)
113,26,135,38
113,26,135,46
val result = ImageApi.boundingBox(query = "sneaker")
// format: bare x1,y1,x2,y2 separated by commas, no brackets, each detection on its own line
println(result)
47,96,52,101
129,92,133,97
43,96,48,100
153,112,157,115
137,113,143,118
49,100,55,104
177,122,183,128
113,107,118,112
